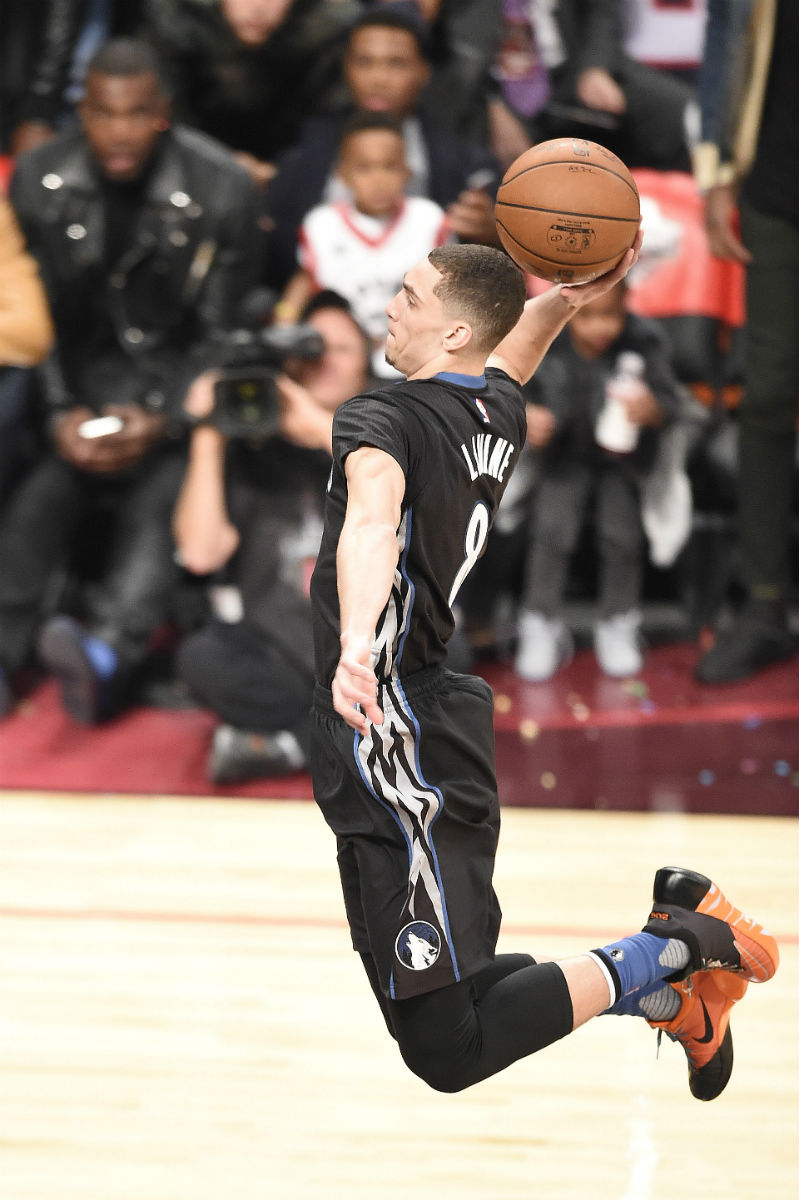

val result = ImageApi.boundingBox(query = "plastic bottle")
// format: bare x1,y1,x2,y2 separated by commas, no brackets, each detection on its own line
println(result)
595,350,645,453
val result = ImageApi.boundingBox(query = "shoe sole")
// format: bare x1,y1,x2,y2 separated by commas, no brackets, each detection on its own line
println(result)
37,618,100,724
654,867,779,983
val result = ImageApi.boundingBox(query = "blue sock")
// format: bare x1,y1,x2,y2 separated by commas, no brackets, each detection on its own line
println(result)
83,635,119,680
589,932,690,1006
603,978,669,1018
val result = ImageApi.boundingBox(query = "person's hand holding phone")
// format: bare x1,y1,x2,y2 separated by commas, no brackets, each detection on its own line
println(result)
54,404,166,473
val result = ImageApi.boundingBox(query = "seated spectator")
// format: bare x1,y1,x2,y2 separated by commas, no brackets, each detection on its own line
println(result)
0,37,260,722
0,193,54,516
141,0,361,190
263,7,502,292
511,279,687,680
488,0,697,174
277,111,451,378
365,0,504,144
173,293,374,784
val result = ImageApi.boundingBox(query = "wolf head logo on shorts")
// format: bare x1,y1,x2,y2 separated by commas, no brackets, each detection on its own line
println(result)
395,921,441,971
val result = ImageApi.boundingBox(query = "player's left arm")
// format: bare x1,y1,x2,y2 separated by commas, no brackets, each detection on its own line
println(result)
333,445,406,733
487,229,643,385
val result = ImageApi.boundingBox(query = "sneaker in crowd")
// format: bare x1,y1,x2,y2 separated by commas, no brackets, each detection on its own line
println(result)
695,602,797,683
37,615,120,723
515,610,573,682
209,724,306,784
594,609,643,677
648,969,748,1101
644,865,779,984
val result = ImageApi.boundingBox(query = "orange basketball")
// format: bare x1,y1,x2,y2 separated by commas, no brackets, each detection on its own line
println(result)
495,138,640,284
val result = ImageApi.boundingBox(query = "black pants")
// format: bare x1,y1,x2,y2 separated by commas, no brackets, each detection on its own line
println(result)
0,449,184,674
311,669,574,1091
176,618,313,753
544,57,694,174
360,949,573,1093
737,200,799,600
522,460,644,619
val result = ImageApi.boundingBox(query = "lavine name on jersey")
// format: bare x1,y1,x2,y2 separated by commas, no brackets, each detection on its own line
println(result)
460,432,515,484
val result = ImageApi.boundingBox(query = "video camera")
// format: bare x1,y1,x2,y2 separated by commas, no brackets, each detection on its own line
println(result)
205,291,324,438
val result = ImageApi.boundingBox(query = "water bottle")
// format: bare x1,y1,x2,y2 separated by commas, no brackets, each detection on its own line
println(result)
595,350,645,454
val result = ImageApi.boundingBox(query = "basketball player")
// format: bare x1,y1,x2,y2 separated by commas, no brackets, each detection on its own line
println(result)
308,238,778,1099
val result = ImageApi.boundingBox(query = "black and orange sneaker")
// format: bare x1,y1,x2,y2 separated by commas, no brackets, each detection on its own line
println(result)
648,970,748,1101
642,866,779,983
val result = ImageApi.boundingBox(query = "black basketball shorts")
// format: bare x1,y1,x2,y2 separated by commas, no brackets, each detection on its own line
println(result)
310,666,502,1001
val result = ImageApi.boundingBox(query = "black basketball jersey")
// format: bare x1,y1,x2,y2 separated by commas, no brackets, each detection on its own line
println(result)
311,367,526,686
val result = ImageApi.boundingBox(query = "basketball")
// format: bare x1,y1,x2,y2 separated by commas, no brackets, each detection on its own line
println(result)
495,138,640,284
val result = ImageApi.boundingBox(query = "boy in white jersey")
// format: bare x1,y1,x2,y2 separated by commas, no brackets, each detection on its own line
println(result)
276,111,450,378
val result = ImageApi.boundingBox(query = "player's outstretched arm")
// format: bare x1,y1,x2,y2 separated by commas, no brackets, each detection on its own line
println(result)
333,445,405,733
488,228,643,385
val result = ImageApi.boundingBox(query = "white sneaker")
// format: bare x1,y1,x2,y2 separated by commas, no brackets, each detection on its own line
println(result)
594,609,644,677
515,610,573,681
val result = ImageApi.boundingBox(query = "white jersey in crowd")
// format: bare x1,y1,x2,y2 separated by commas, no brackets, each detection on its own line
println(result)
298,196,451,378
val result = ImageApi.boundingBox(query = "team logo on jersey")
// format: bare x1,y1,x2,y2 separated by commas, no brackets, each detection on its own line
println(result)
473,397,491,424
395,921,441,970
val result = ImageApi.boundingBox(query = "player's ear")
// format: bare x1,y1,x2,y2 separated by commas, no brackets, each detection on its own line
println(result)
443,321,473,352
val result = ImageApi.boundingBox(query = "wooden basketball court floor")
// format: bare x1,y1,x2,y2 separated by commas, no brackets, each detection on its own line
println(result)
0,789,795,1200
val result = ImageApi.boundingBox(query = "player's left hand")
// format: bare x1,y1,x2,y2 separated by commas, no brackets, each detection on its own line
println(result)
559,226,643,308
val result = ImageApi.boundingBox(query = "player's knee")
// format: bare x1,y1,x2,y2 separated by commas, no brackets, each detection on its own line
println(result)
398,1041,471,1093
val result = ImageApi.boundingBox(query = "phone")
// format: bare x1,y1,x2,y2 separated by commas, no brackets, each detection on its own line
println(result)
464,169,496,192
77,415,125,439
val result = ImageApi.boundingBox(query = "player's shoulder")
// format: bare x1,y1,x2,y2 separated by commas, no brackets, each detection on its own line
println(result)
484,364,525,403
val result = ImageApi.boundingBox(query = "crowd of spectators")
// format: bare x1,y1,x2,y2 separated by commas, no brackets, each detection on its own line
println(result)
0,0,795,781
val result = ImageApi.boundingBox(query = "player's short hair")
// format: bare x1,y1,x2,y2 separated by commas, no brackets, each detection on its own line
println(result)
86,38,169,91
428,245,526,354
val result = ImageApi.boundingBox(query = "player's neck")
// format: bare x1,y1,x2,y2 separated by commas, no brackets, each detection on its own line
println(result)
406,350,487,382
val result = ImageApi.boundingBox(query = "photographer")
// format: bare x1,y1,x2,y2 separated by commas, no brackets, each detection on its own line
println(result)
0,38,260,722
173,293,373,784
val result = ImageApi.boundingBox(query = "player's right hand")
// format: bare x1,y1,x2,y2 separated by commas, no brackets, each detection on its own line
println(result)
333,633,384,734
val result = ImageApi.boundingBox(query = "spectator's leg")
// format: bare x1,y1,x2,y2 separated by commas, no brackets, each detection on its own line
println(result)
89,450,185,665
521,464,591,616
593,465,645,677
177,619,313,781
737,201,799,605
694,203,799,682
0,368,37,509
615,58,695,173
595,465,645,620
0,455,84,676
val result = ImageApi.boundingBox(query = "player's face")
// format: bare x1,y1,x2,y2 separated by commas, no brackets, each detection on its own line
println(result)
345,27,430,118
337,130,410,218
80,71,168,181
568,284,627,359
220,0,294,45
385,259,450,377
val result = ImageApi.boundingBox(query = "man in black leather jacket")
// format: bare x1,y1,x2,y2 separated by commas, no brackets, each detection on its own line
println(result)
0,36,261,722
